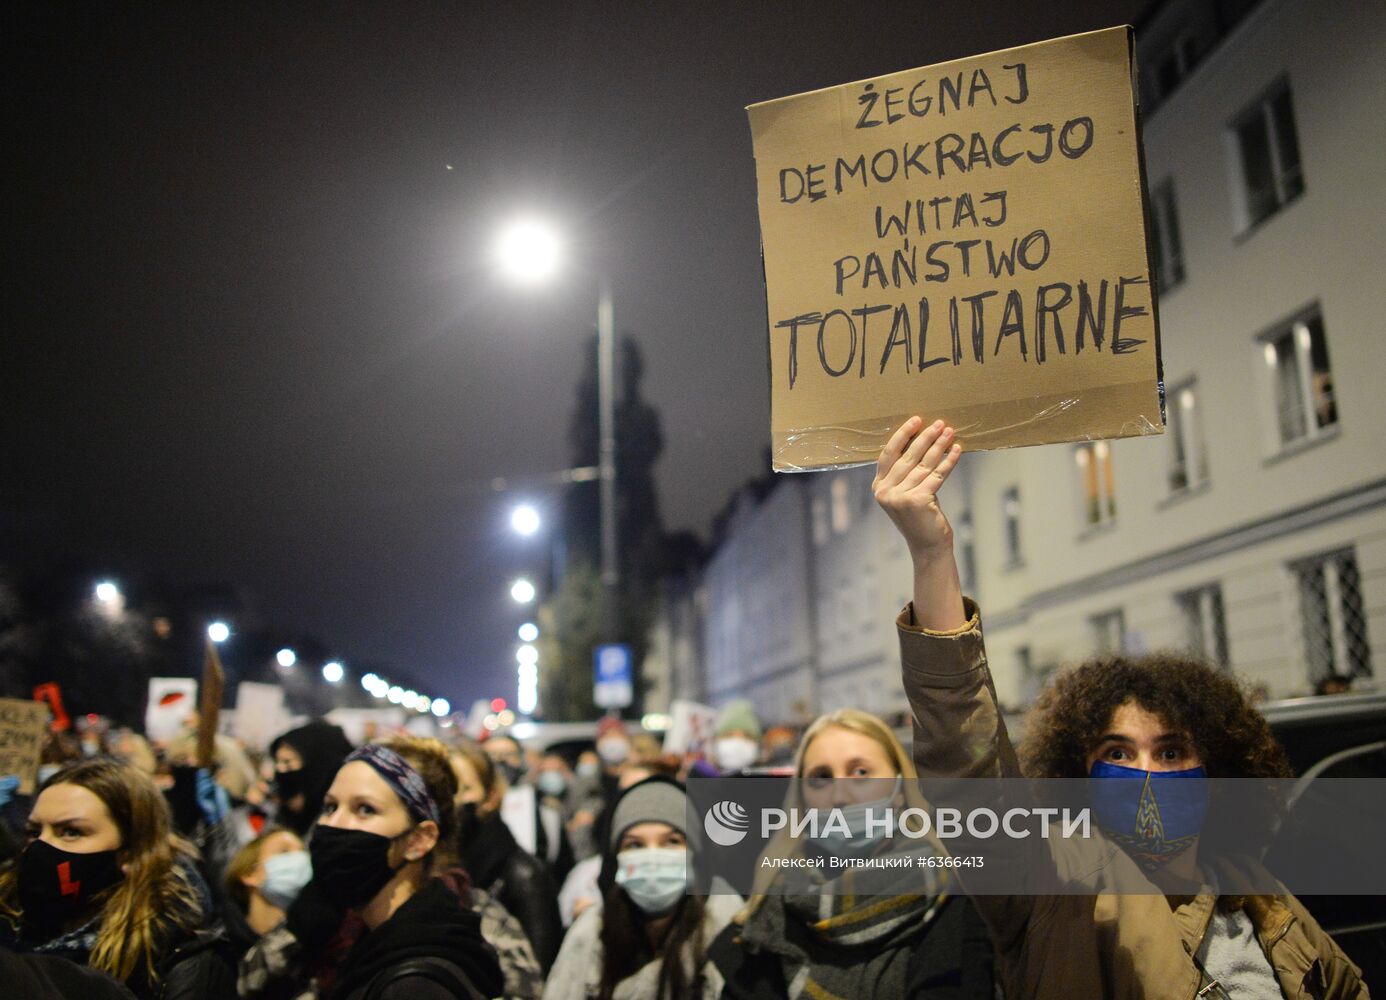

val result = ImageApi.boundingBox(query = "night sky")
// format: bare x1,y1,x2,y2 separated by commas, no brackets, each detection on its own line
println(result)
5,1,1147,709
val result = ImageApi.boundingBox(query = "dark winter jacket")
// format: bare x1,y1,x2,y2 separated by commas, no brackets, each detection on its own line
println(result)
459,809,564,974
709,894,994,1000
330,879,503,1000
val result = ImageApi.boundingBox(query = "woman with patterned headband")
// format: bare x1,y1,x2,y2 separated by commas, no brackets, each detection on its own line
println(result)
238,737,503,1000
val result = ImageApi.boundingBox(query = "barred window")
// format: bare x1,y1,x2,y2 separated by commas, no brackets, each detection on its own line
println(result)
1176,584,1229,668
1291,549,1373,683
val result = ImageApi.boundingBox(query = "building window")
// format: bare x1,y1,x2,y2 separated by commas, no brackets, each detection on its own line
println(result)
830,477,850,534
1149,179,1185,293
811,496,829,547
1091,610,1126,655
1001,487,1022,567
957,511,977,595
1167,381,1209,493
1232,78,1304,229
1074,442,1116,528
1261,306,1337,448
1291,549,1373,684
1176,584,1229,667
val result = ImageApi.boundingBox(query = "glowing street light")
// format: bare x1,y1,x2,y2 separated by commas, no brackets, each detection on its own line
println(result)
510,504,541,537
431,698,452,718
207,621,231,643
361,672,379,690
494,218,561,287
510,579,536,604
322,661,345,684
387,686,404,704
517,622,539,643
516,644,539,666
94,581,120,604
276,648,297,668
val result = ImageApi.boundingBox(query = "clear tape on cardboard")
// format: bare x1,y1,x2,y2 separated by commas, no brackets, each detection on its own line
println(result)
773,380,1166,472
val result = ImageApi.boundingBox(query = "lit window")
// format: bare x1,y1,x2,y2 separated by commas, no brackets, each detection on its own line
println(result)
1001,487,1022,567
1167,381,1209,493
1232,78,1304,229
1074,442,1116,528
1176,584,1228,667
830,477,850,534
1261,307,1336,448
1149,179,1185,293
1291,549,1372,684
1091,610,1126,655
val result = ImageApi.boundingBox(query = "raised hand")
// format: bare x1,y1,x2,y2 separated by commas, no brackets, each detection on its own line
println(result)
873,417,967,630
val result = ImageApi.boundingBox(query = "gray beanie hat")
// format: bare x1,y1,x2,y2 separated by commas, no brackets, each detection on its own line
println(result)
608,778,688,854
714,698,762,741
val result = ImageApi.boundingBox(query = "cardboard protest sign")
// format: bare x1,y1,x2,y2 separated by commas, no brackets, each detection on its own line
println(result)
0,697,51,794
748,26,1164,470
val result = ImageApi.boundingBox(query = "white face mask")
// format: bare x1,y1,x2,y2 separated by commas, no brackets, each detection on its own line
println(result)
597,739,630,766
614,846,688,915
714,736,760,773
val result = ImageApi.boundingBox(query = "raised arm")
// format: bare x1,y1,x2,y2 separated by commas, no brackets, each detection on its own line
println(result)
874,418,1020,783
872,417,967,630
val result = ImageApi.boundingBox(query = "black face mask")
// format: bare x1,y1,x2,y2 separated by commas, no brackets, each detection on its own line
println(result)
18,839,123,937
308,825,406,910
274,767,310,801
456,802,479,844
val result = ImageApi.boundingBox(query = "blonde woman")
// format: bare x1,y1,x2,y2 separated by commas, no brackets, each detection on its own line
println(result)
0,757,233,999
708,709,993,999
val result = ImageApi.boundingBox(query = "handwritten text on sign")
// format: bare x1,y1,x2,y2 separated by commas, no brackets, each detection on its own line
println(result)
748,27,1164,470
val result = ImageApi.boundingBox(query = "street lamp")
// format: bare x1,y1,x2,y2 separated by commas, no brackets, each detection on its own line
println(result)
510,578,536,604
431,698,451,718
510,503,541,537
517,622,539,643
322,661,344,684
494,217,619,604
94,581,121,604
207,621,231,643
276,648,297,669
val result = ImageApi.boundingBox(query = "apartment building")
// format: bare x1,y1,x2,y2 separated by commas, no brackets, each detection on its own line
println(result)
658,0,1385,720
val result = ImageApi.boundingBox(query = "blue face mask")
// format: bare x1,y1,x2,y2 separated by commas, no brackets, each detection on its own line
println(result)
260,849,313,909
809,776,902,859
536,771,567,797
1090,761,1208,870
614,846,687,915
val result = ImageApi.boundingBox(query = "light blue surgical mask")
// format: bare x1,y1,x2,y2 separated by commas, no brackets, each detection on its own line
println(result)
36,764,62,786
536,771,568,797
614,846,687,915
810,776,903,858
260,849,313,909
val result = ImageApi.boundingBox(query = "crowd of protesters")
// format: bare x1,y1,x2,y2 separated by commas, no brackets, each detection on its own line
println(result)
0,417,1373,998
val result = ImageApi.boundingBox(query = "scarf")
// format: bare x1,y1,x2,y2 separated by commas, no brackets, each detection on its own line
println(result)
739,858,946,1000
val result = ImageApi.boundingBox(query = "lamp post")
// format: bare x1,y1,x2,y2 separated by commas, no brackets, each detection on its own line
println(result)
494,218,620,617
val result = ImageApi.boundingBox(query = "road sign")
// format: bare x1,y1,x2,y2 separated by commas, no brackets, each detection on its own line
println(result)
593,643,633,709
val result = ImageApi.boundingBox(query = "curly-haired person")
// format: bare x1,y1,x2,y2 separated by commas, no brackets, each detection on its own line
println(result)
874,416,1368,1000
